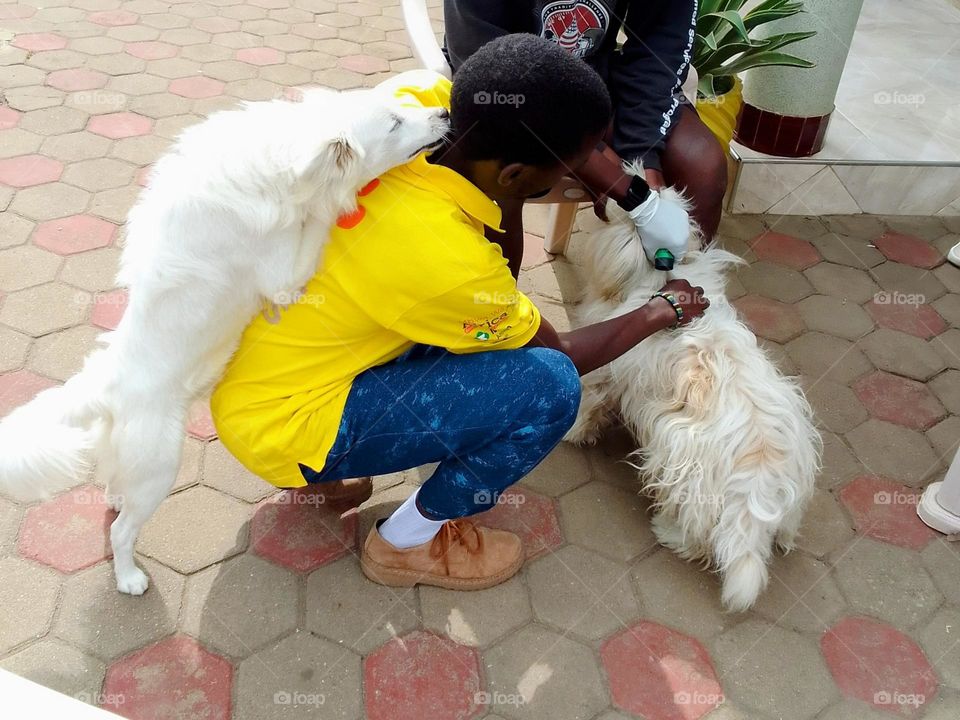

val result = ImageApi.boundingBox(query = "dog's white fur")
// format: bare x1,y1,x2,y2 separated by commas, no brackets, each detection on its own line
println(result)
566,185,820,612
0,83,448,594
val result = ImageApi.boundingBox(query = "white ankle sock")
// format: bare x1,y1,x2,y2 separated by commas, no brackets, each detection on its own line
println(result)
378,490,446,549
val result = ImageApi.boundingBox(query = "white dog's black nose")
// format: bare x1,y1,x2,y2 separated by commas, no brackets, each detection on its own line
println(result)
437,109,450,121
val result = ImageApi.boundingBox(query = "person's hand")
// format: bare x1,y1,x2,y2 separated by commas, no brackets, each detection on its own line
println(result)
644,168,665,189
650,279,710,328
627,189,691,267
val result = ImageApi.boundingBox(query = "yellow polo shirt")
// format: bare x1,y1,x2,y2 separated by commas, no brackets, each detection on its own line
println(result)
211,70,542,488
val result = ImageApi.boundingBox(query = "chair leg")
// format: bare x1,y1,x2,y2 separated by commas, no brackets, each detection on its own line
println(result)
543,202,578,256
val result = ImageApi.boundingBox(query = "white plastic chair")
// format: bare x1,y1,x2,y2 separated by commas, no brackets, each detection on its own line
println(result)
399,0,699,255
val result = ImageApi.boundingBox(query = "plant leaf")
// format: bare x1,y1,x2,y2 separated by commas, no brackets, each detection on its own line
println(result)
720,50,815,75
701,10,750,42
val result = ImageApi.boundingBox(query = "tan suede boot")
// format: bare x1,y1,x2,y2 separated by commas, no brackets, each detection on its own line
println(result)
361,519,524,590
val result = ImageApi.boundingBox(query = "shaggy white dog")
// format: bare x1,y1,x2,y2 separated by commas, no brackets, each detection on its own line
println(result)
0,77,448,595
566,188,821,611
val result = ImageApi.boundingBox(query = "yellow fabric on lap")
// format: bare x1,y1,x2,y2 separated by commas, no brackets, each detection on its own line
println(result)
211,71,541,488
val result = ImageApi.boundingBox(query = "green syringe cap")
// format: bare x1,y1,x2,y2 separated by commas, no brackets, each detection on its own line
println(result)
654,248,675,271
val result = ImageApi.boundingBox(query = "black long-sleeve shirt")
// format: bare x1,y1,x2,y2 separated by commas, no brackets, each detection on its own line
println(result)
443,0,697,171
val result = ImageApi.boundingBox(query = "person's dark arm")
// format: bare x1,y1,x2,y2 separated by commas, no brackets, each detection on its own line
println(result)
608,0,697,173
526,279,707,376
443,0,535,71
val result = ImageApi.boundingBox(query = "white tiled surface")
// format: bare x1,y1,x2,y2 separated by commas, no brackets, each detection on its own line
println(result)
730,0,960,215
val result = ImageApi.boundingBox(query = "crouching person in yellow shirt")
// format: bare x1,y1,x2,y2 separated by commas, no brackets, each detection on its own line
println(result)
211,34,709,591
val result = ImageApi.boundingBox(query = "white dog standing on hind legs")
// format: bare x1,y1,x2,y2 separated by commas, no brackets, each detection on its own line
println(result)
566,179,821,612
0,71,450,595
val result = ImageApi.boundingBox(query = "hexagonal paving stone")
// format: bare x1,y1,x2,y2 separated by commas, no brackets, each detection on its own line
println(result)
0,244,62,292
236,630,361,720
0,495,23,554
91,289,128,330
602,621,723,720
929,369,960,416
823,616,936,716
54,558,183,660
0,153,63,187
846,419,940,486
250,492,357,573
832,538,942,628
737,260,814,303
46,68,109,92
484,624,608,720
12,33,68,52
785,332,873,386
181,552,298,658
732,294,805,343
559,480,657,563
865,297,947,339
62,158,136,193
86,112,153,142
102,635,233,719
920,606,960,692
809,232,886,269
0,213,33,249
528,544,638,641
137,485,250,573
18,484,115,573
859,329,946,382
852,370,946,430
872,261,946,301
0,556,60,654
873,231,944,269
0,107,21,130
839,475,938,550
0,638,106,702
10,182,92,222
187,401,217,440
748,231,821,270
33,214,117,255
928,416,960,462
202,440,275,503
631,549,729,640
236,46,284,65
169,76,225,98
0,369,57,416
59,247,121,291
89,9,140,26
420,575,531,649
804,262,880,304
713,620,836,719
471,486,562,561
519,441,591,497
923,538,960,606
933,292,960,328
364,631,483,720
797,489,856,559
125,40,179,60
801,377,868,434
818,431,867,490
306,555,419,654
752,551,846,633
797,294,873,341
933,328,960,370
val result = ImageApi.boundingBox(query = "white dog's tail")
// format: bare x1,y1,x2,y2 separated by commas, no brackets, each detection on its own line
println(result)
0,346,114,502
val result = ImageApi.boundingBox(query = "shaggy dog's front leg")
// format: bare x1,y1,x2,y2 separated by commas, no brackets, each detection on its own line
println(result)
564,368,615,445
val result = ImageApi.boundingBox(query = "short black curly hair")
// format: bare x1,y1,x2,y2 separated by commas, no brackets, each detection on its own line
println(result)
450,33,612,167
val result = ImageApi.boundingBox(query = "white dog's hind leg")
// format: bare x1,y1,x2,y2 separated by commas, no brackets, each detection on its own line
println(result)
774,502,805,553
109,409,184,595
564,371,614,445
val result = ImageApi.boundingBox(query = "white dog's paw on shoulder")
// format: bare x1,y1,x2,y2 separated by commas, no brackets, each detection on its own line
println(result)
116,566,150,595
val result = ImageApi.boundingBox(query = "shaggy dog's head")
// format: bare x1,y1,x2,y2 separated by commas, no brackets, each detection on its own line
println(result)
582,164,743,301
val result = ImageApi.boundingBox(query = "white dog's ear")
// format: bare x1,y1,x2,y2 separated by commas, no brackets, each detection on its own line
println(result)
330,133,361,172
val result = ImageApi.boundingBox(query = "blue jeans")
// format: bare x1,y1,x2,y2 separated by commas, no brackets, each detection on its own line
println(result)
300,345,580,519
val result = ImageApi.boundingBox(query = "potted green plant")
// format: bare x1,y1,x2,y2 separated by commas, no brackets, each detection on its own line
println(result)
694,0,815,148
